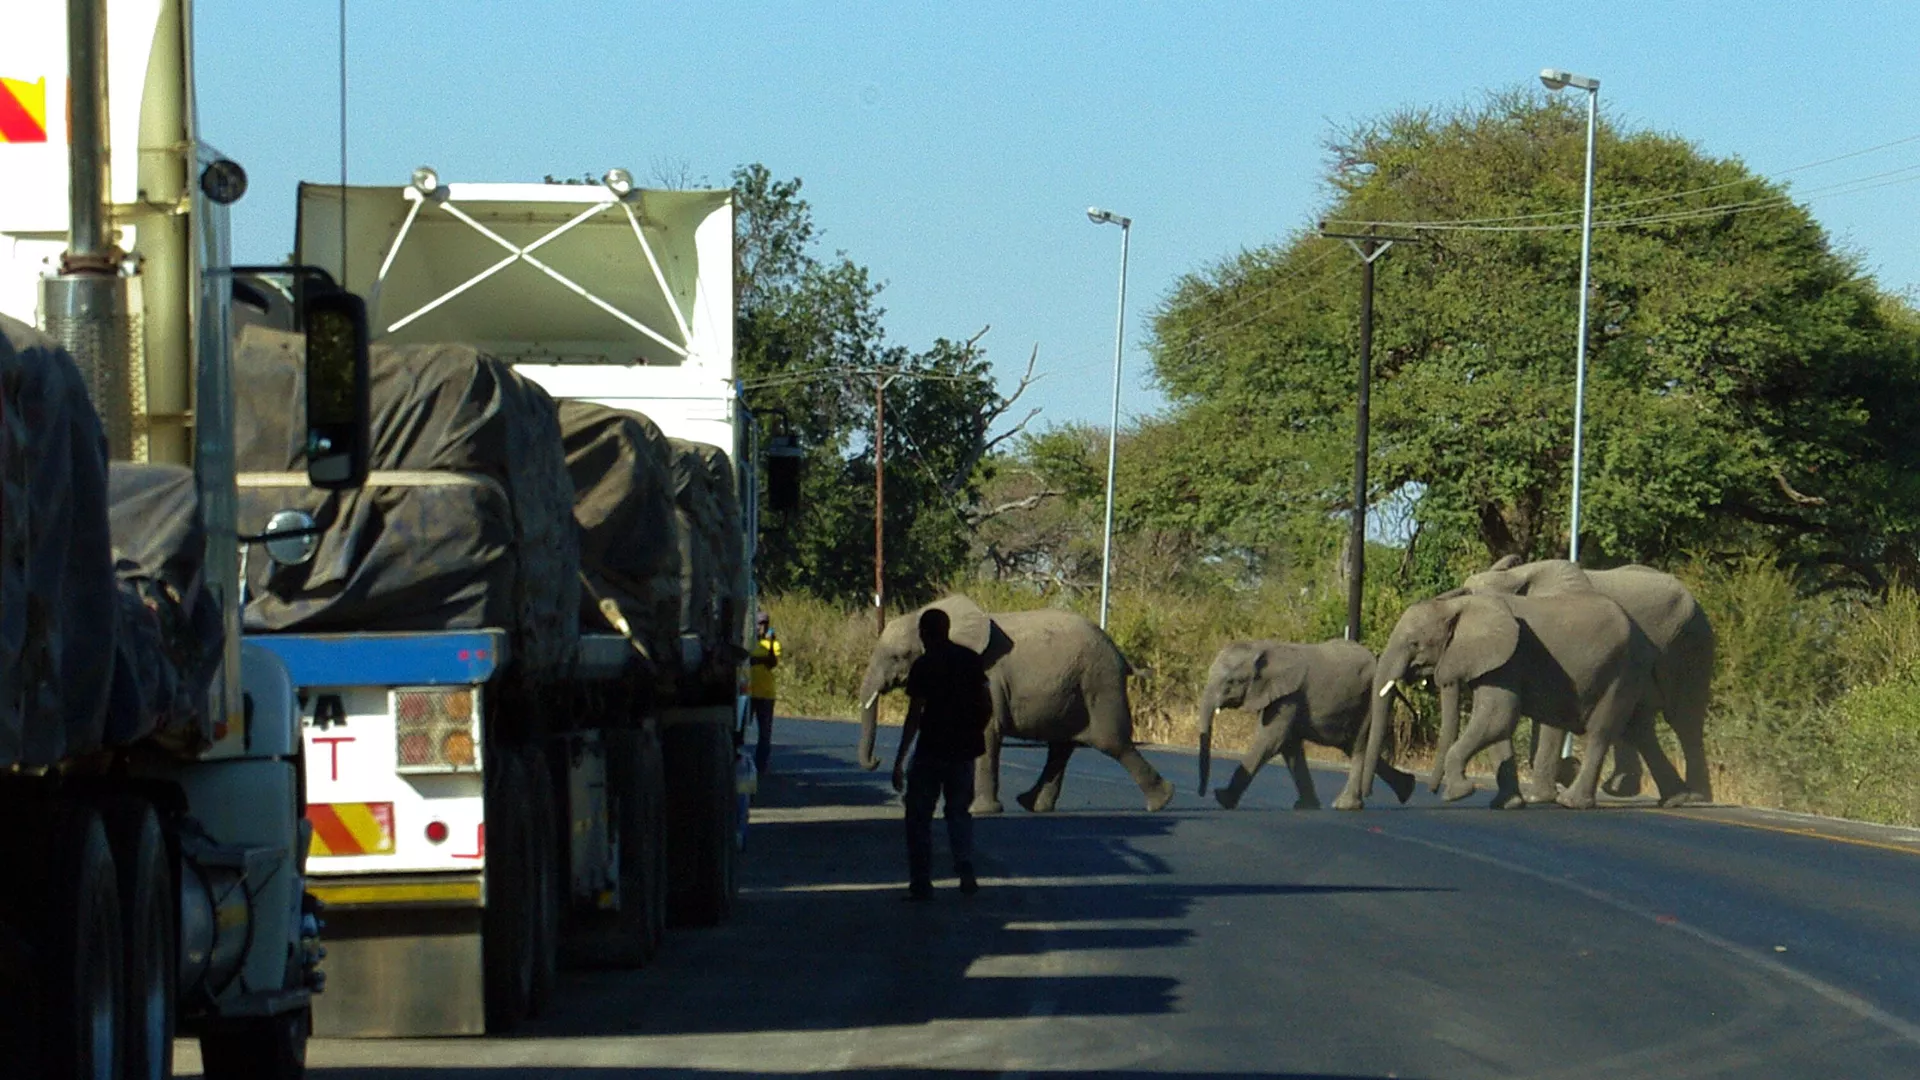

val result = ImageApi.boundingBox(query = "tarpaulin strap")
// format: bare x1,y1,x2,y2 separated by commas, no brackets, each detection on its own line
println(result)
237,469,510,501
580,573,655,664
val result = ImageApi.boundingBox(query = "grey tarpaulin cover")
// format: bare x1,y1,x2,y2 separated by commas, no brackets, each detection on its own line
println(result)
0,315,118,767
106,463,223,750
666,438,745,653
234,328,581,678
557,400,682,662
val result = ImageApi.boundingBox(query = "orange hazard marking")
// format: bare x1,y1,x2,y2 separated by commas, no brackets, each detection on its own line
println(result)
307,802,396,857
0,77,49,143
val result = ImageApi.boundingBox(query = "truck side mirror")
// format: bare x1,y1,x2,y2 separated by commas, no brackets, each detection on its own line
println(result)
303,287,371,489
766,433,803,514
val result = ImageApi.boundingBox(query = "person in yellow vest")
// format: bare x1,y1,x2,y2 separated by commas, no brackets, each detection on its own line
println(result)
748,611,780,776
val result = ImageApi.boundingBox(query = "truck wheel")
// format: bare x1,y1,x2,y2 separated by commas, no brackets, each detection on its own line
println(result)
664,722,735,928
523,746,561,1016
637,726,668,957
97,796,175,1080
567,728,658,968
198,1008,308,1080
39,799,123,1080
482,753,536,1032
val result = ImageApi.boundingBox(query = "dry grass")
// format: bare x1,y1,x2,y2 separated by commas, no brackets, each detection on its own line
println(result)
767,561,1920,828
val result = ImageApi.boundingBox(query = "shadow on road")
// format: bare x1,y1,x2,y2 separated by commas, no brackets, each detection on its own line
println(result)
314,1060,1428,1068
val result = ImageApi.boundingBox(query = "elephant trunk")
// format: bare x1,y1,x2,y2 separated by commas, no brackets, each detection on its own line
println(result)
1358,648,1409,797
1428,681,1462,792
1195,683,1222,796
856,662,886,771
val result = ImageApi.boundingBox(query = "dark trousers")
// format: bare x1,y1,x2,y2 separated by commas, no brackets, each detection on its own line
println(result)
750,697,775,775
904,754,975,887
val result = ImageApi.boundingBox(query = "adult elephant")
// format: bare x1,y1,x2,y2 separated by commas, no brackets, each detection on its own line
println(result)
1333,592,1672,810
1458,557,1715,802
1196,639,1418,809
855,595,1175,813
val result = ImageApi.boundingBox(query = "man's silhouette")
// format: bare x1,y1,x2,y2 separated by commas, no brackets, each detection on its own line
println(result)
892,608,992,900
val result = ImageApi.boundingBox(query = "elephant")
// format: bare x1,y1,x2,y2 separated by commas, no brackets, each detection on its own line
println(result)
1196,639,1418,810
1457,557,1715,803
1333,591,1669,811
856,595,1175,813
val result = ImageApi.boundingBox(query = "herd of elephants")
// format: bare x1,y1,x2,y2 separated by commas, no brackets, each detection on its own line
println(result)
852,558,1714,815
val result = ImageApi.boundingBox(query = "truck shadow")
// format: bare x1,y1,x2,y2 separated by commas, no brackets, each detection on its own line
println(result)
515,752,1452,1041
314,1060,1428,1068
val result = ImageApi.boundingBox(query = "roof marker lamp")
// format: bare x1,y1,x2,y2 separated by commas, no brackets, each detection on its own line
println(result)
603,168,636,199
409,166,441,197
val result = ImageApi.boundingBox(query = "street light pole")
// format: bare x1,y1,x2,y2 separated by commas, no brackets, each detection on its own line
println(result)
1541,68,1600,563
1088,207,1131,630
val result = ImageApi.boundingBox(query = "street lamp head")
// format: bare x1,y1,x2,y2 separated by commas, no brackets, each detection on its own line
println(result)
1087,206,1131,228
1539,68,1599,92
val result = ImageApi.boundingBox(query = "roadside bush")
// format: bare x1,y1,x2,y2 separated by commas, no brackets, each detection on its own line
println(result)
765,556,1920,828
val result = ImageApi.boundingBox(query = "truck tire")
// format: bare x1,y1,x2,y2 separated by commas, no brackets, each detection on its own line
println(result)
566,727,660,968
97,796,175,1080
524,746,561,1016
482,753,537,1032
198,1008,308,1080
664,722,736,928
39,800,123,1080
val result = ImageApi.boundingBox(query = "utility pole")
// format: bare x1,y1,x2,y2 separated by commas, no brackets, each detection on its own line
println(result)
1320,227,1418,643
872,372,897,632
737,361,994,637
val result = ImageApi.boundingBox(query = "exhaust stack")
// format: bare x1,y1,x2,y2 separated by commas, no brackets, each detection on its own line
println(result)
41,0,142,461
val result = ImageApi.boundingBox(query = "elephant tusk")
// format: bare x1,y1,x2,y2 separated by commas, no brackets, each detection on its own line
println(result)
862,691,880,712
1378,681,1397,699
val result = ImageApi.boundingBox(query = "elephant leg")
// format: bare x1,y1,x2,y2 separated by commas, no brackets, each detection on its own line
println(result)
1524,725,1563,803
1622,703,1691,806
1084,676,1173,812
1100,744,1174,812
1017,742,1075,813
1486,739,1526,810
1558,686,1636,810
1426,682,1462,793
1443,689,1517,803
1670,678,1715,803
1217,708,1290,810
972,717,1005,815
1375,758,1418,804
1602,741,1646,797
1283,742,1320,809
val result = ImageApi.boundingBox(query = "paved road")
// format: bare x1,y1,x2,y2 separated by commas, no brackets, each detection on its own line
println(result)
186,718,1920,1078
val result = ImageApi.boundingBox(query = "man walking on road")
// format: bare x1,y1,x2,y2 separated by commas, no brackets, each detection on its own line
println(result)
892,608,991,901
748,611,780,776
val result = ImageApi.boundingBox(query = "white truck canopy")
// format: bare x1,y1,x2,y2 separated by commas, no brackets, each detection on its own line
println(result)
296,180,737,450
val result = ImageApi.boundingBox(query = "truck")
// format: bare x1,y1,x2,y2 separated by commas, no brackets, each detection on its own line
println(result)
232,169,759,1035
0,1,375,1075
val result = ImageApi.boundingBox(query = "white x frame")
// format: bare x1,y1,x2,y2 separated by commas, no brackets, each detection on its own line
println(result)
372,188,693,359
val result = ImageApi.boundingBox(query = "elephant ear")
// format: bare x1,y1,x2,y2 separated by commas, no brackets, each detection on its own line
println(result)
932,594,994,654
1245,646,1306,712
1489,554,1525,572
1434,595,1520,687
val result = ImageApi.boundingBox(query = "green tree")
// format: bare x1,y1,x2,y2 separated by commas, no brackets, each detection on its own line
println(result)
1148,91,1920,589
732,165,1035,605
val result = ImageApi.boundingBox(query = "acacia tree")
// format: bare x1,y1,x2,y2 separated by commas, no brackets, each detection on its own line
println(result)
1149,92,1920,589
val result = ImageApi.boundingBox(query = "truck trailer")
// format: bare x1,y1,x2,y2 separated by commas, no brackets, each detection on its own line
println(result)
236,172,758,1036
0,2,376,1075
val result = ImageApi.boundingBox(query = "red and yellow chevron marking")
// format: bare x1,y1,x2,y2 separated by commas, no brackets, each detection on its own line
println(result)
0,77,49,144
307,802,396,857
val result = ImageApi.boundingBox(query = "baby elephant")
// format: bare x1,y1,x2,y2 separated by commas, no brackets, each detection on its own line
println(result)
1197,639,1418,809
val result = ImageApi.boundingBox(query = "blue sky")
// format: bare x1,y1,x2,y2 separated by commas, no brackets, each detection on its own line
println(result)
196,1,1920,433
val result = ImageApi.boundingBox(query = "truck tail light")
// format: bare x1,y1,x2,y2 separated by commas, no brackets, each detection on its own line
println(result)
393,687,481,774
